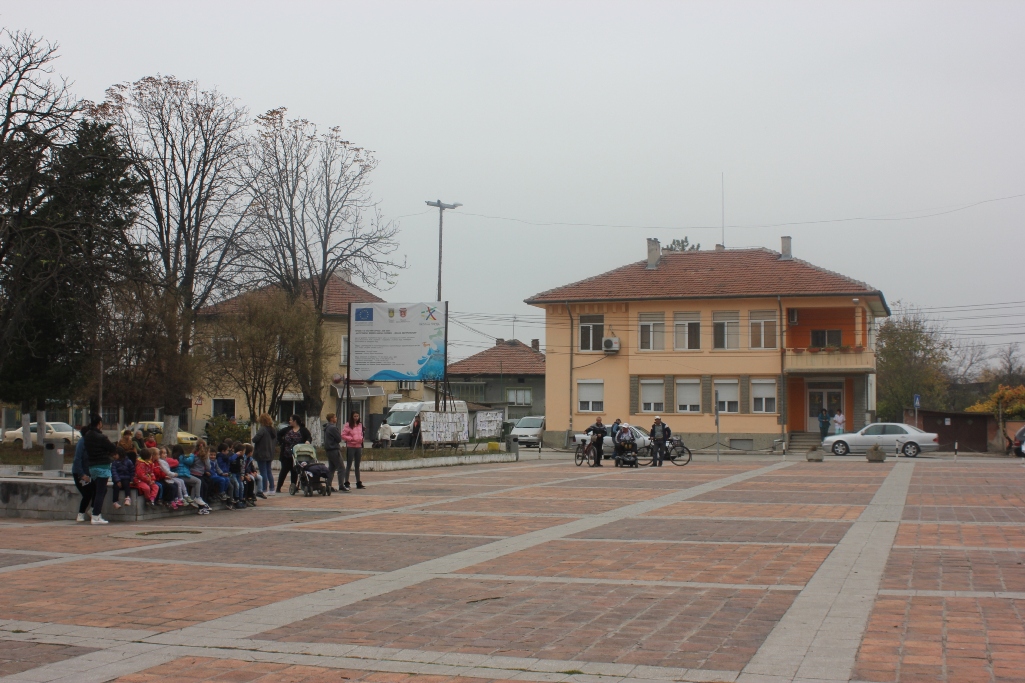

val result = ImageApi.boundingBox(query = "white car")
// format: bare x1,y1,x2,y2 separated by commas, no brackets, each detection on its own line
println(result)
822,423,939,458
573,424,652,452
511,416,545,448
3,422,80,446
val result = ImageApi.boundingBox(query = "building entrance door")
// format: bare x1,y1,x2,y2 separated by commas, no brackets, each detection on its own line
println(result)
807,381,844,432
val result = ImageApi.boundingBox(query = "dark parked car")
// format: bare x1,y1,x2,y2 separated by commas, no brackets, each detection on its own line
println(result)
1014,425,1025,457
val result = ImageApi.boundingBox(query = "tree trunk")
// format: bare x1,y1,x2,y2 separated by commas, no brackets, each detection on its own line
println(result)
20,409,31,450
36,406,47,448
306,398,324,446
162,413,180,445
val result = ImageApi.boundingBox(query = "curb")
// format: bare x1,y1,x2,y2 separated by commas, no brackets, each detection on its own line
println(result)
361,453,519,471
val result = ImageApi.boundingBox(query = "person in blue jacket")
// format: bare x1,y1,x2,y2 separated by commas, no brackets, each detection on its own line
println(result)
72,436,94,522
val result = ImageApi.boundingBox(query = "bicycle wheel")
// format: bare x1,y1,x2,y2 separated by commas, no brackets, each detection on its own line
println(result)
670,445,692,466
574,443,586,466
635,446,653,466
587,446,600,466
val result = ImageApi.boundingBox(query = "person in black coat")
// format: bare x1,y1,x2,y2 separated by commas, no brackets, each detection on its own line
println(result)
79,415,116,523
252,413,277,495
585,418,608,467
275,414,312,493
649,417,672,467
324,413,343,492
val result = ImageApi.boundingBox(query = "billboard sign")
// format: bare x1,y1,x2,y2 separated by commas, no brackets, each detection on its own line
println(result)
349,302,446,381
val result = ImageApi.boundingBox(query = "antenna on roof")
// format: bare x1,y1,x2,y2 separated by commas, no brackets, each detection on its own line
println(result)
721,172,725,248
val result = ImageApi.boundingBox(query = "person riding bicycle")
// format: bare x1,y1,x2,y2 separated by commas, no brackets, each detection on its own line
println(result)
649,416,672,467
585,418,608,467
615,422,636,459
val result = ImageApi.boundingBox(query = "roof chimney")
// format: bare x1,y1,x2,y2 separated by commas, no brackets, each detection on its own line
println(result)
496,338,504,346
714,244,725,251
531,339,540,352
780,236,792,260
646,238,661,269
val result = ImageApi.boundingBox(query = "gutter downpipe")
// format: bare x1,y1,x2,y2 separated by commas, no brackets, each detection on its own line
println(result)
778,296,786,452
566,302,574,449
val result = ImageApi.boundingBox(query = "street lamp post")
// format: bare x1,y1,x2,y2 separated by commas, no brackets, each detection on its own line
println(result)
425,200,461,300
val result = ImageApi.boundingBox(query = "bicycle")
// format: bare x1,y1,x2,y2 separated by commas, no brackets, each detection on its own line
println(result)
575,434,601,466
664,437,693,466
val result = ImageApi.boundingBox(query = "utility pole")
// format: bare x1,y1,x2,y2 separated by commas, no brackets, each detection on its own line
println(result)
425,200,461,412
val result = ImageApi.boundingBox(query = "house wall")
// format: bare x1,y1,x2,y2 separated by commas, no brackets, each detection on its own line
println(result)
448,374,546,420
785,307,858,348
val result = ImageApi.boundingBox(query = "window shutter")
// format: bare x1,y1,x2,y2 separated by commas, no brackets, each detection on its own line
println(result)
629,375,639,415
701,376,712,414
740,376,751,414
664,375,674,413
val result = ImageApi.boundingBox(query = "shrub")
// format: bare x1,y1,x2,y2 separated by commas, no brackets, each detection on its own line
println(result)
204,414,252,445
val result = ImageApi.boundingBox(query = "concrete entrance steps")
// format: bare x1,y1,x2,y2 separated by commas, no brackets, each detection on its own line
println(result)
788,431,825,452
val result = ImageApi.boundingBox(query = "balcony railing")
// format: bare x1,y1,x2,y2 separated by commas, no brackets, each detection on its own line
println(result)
784,347,876,373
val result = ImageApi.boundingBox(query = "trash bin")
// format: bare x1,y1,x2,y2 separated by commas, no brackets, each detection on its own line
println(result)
506,435,519,460
43,439,64,472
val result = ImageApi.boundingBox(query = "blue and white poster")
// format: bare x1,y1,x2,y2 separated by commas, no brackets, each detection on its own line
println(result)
349,302,446,381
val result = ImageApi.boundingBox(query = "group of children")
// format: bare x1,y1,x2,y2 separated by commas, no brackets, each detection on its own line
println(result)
101,432,268,517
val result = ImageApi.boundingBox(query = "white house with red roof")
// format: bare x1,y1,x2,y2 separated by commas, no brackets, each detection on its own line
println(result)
525,237,890,450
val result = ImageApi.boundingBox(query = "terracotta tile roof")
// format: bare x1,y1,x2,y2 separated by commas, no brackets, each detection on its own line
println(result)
200,275,384,316
525,248,888,310
448,339,546,376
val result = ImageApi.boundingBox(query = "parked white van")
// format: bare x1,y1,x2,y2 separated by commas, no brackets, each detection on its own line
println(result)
386,400,468,446
511,416,545,449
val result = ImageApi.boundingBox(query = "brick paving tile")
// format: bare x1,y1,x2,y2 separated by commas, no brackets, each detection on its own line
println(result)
648,501,865,520
552,477,724,490
752,475,890,483
572,517,851,544
906,493,1025,507
260,494,445,510
490,487,665,501
853,596,1025,683
881,549,1025,592
909,485,1025,496
134,529,496,572
0,559,354,631
135,509,346,528
311,513,578,536
903,506,1025,524
114,656,524,683
895,523,1025,549
362,484,513,497
456,539,831,585
725,481,883,491
421,498,623,515
0,639,98,677
0,525,165,553
690,489,877,505
258,578,794,671
0,551,59,567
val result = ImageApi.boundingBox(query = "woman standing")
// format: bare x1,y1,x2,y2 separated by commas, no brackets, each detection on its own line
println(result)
252,414,277,495
341,411,365,491
324,413,343,492
80,415,116,524
832,409,846,435
72,430,94,522
276,414,311,493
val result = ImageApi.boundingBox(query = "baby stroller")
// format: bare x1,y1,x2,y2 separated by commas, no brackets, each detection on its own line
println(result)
614,441,639,468
291,444,331,497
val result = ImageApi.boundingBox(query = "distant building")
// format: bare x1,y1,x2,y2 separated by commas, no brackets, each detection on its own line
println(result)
446,339,546,420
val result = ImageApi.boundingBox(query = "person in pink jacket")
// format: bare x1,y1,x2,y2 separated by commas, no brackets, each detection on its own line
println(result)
340,411,365,491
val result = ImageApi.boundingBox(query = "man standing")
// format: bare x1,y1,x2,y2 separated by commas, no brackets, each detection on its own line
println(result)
817,409,830,442
649,416,671,467
324,413,343,492
585,417,608,467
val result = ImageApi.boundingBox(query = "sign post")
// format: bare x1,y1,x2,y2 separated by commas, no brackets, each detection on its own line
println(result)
913,393,921,429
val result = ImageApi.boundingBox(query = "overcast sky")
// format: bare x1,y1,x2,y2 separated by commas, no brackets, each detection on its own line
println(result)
4,1,1024,360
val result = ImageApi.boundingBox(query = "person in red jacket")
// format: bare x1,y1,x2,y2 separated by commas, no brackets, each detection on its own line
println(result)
340,411,365,491
134,449,159,504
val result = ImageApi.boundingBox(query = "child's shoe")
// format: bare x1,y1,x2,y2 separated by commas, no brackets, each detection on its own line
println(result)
124,497,132,506
76,513,87,522
90,514,108,525
113,502,121,510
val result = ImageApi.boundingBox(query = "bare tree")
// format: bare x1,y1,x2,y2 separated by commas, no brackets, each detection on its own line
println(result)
244,109,401,444
946,339,989,385
993,343,1024,385
92,76,252,443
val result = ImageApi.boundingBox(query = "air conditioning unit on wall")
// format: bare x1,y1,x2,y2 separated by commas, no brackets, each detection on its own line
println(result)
602,337,621,353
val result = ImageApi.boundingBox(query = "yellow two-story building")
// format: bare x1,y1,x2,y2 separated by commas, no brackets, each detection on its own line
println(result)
526,237,890,450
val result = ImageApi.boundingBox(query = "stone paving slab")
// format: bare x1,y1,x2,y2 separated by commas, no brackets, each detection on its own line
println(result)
691,491,878,505
0,553,61,569
422,499,627,515
646,502,866,521
880,548,1025,592
132,509,344,528
455,539,832,586
902,505,1025,524
0,526,165,553
0,640,98,677
314,513,580,536
905,493,1025,507
894,523,1025,549
571,518,851,544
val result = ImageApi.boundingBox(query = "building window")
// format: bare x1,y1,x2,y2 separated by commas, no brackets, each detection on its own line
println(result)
278,399,305,424
340,335,349,366
640,379,664,412
507,388,532,406
676,379,700,412
674,312,700,350
752,380,777,413
714,380,739,413
579,315,604,351
397,380,418,390
750,311,777,349
212,399,236,419
578,381,604,412
811,329,842,347
638,313,665,351
713,312,740,349
451,383,485,402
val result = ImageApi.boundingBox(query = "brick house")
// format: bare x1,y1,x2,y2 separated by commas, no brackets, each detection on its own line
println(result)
447,339,546,421
525,237,890,449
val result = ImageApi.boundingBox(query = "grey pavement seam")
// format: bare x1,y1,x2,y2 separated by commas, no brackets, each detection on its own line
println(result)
146,460,794,642
738,461,915,683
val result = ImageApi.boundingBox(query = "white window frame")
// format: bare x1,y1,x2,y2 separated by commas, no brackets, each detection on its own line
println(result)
340,335,349,366
638,313,665,351
640,379,665,413
579,315,604,352
577,380,604,413
713,312,740,349
714,379,739,413
507,387,533,406
675,379,701,413
749,311,777,350
674,312,701,351
751,379,777,413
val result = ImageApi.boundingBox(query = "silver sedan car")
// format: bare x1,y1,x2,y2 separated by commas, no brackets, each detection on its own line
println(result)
823,423,938,457
2,422,80,446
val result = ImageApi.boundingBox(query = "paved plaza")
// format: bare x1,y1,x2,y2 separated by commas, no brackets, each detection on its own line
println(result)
0,456,1023,683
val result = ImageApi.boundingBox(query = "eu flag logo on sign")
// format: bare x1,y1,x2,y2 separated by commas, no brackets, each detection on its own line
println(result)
354,308,374,322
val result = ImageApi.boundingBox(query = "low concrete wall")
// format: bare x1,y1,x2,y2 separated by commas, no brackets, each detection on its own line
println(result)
362,453,517,471
0,477,205,522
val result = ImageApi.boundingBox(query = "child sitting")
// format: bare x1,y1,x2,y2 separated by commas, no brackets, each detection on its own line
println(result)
213,442,238,509
133,448,159,505
144,434,157,449
229,443,247,509
171,445,208,510
243,443,266,501
110,449,135,509
155,447,188,510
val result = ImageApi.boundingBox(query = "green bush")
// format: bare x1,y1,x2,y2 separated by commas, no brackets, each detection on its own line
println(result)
204,414,252,445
